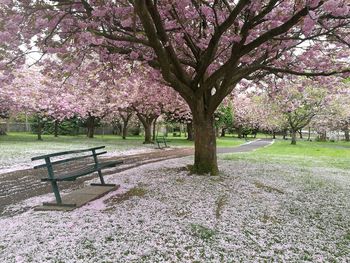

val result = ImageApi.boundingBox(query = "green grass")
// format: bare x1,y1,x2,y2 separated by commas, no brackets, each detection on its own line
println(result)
1,132,245,147
223,139,350,170
0,132,246,169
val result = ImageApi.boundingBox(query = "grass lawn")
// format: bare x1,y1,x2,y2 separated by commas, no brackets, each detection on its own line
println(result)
0,132,246,170
223,139,350,170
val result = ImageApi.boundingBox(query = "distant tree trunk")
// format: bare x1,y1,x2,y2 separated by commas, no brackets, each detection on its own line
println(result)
86,115,95,138
252,130,257,138
134,123,141,136
54,120,59,137
298,129,303,139
291,130,297,145
319,132,327,141
221,128,226,137
152,116,159,141
283,129,288,140
120,112,132,140
307,127,311,141
37,119,43,141
122,123,128,139
112,121,122,135
144,123,152,143
344,126,349,142
272,131,276,139
165,125,169,137
137,113,155,144
237,127,242,139
0,125,6,135
187,122,194,141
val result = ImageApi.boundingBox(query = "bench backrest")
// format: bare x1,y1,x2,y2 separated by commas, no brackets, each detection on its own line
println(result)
32,146,107,169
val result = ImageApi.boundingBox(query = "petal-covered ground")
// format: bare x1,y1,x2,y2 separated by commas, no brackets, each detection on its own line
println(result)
0,157,349,262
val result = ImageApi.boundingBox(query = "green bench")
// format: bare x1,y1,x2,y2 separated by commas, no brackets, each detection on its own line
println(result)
31,146,123,207
156,136,170,149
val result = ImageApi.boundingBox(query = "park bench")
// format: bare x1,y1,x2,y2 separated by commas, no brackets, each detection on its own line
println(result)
156,136,170,149
31,146,123,207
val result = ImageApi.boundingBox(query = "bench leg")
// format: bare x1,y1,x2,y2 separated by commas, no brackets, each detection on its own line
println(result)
50,181,62,204
97,170,105,184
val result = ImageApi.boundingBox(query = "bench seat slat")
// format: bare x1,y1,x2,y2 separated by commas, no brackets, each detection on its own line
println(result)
40,161,123,182
31,146,106,161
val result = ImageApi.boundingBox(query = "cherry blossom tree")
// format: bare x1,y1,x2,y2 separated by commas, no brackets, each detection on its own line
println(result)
310,81,350,140
3,0,350,174
232,93,270,138
165,99,193,140
268,78,333,144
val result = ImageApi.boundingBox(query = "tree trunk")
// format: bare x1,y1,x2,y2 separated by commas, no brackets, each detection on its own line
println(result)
54,120,59,137
187,122,194,141
0,125,6,135
136,113,154,144
86,116,95,138
122,121,128,139
307,127,311,141
272,131,276,139
221,128,226,137
152,117,158,141
144,122,152,143
291,130,297,145
191,107,218,175
298,129,303,139
37,119,43,141
120,115,130,140
344,127,349,142
319,132,327,141
283,129,287,140
237,127,242,139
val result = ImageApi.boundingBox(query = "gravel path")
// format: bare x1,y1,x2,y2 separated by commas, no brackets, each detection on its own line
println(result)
0,139,272,216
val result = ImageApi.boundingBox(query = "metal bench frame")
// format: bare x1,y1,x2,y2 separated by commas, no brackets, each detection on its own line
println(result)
32,146,122,206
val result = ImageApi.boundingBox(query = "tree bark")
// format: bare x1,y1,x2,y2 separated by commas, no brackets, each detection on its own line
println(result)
122,121,128,139
272,131,276,139
136,113,154,144
187,122,194,141
191,105,218,175
54,120,59,137
319,132,327,141
0,125,6,135
120,114,131,140
37,119,43,141
221,128,226,137
283,129,287,140
152,117,158,141
86,116,95,138
291,130,297,145
237,127,242,139
144,122,152,143
298,129,303,139
344,127,349,142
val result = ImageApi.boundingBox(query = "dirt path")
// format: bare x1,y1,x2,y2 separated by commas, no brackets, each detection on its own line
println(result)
0,139,273,216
